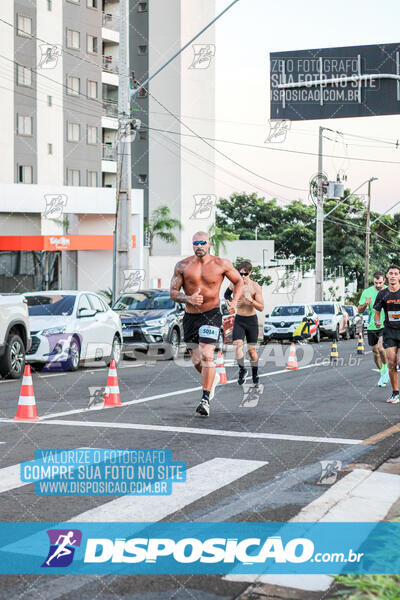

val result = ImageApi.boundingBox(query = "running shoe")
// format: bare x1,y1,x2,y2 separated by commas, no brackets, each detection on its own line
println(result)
377,373,388,387
252,375,260,386
238,367,248,385
382,369,390,385
386,393,400,404
196,398,210,416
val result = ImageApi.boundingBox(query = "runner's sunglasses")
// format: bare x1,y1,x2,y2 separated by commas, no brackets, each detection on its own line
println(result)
239,271,250,276
192,240,208,246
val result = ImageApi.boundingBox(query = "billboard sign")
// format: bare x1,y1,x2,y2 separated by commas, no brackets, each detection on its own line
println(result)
270,42,400,120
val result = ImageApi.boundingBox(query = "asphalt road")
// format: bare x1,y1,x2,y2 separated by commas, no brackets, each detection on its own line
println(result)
0,338,399,600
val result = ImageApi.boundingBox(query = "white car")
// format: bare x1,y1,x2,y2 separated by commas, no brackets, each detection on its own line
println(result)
263,303,320,343
0,294,31,379
25,291,122,371
311,301,349,341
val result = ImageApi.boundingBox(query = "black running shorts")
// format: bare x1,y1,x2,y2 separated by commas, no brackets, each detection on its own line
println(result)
232,314,259,344
183,307,222,345
367,329,383,347
383,326,400,349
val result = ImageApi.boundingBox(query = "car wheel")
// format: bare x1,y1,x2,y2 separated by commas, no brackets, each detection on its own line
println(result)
168,328,180,360
313,327,321,343
62,337,80,371
0,333,25,379
106,335,122,367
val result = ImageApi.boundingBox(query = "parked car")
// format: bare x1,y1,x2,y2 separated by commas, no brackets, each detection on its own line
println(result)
343,305,364,338
311,301,349,340
25,291,122,370
263,303,320,344
0,294,31,379
112,289,185,360
361,308,370,330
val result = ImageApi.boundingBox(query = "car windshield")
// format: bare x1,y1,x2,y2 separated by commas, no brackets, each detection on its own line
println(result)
345,305,354,316
312,304,335,315
113,293,175,310
26,295,75,316
271,305,305,317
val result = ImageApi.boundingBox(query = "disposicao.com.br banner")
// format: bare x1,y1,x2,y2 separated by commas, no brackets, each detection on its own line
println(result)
0,522,399,575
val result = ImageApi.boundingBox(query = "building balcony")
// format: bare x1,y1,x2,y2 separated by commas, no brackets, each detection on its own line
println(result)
102,56,119,74
102,143,116,161
102,99,118,118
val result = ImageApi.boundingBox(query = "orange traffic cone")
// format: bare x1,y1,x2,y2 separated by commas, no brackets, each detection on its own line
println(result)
14,365,40,421
286,342,299,371
103,360,122,407
215,350,228,384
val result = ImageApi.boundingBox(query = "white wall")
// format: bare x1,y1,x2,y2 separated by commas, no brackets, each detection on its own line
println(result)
0,3,14,183
223,240,275,266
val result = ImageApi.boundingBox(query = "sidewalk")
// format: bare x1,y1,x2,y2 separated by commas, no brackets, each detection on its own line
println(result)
235,456,400,600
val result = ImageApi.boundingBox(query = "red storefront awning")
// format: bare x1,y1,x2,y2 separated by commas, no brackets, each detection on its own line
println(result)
0,235,136,251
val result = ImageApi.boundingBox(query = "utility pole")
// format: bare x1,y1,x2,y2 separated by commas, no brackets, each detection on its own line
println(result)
113,0,132,303
364,177,378,288
315,126,324,301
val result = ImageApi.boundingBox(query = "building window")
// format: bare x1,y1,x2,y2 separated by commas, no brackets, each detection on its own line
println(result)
87,125,98,144
48,143,53,155
18,165,33,184
66,75,80,96
47,0,52,10
87,35,98,54
17,115,33,136
139,130,147,141
17,15,32,37
66,28,80,50
138,45,147,55
87,80,98,99
87,0,97,7
17,65,32,87
87,170,98,186
47,95,52,106
67,169,80,186
138,174,148,184
138,2,147,12
67,122,80,142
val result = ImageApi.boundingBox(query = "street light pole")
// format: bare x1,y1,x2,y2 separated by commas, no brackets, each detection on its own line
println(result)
315,126,324,301
364,177,378,288
113,0,132,303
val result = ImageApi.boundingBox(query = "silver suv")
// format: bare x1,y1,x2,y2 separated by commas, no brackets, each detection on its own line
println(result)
0,294,31,378
311,301,349,341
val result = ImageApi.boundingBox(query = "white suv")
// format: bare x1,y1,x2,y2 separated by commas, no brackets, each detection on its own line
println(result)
311,301,349,341
0,295,31,379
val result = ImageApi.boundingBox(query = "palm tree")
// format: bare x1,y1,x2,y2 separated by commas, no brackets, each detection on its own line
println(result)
145,206,182,256
208,223,238,256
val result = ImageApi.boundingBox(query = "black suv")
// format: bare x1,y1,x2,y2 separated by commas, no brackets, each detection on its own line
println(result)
112,289,185,360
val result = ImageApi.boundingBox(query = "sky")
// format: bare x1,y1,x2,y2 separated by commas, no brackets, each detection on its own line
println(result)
213,0,400,214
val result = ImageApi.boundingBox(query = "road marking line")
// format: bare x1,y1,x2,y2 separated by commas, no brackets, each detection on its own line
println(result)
10,362,321,422
361,422,400,445
225,468,400,591
8,418,362,445
73,457,267,522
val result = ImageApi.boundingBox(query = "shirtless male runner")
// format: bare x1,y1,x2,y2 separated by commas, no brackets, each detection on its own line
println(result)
373,265,400,404
170,231,243,417
224,260,264,386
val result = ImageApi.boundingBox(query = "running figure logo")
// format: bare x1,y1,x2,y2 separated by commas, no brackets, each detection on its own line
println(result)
42,529,82,568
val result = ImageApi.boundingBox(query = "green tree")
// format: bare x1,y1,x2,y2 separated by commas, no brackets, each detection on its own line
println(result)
234,257,272,287
145,206,182,256
208,223,238,256
216,191,400,290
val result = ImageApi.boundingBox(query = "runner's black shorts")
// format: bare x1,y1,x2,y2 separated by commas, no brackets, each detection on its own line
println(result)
383,326,400,349
367,329,384,347
232,314,259,344
183,307,222,345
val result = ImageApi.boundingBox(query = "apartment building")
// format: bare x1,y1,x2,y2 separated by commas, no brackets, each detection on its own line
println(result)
0,0,144,293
